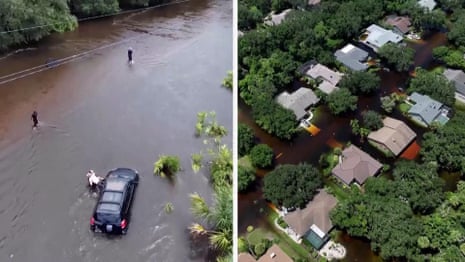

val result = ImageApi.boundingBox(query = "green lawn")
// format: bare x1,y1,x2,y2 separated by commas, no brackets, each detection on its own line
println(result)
398,102,412,113
243,207,318,261
325,179,351,201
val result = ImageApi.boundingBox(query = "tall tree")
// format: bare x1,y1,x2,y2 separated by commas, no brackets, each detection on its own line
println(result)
263,163,322,209
408,68,456,106
378,43,415,72
326,88,358,115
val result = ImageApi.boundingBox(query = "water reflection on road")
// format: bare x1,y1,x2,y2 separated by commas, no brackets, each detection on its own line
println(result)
0,0,232,261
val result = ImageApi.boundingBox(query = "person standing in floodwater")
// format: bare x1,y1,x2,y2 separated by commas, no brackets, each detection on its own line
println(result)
128,47,133,64
31,111,39,128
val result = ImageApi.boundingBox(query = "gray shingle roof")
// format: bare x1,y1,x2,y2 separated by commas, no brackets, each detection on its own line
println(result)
363,24,403,50
408,92,443,125
276,87,319,119
443,69,465,96
334,44,369,71
305,63,343,94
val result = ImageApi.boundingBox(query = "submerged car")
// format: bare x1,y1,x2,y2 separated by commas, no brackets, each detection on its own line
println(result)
90,168,139,234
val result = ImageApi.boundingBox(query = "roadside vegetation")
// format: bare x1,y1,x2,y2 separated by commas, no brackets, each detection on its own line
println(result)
189,111,232,261
0,0,175,51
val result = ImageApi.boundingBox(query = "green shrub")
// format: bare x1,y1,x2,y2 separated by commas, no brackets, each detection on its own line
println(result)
154,155,181,178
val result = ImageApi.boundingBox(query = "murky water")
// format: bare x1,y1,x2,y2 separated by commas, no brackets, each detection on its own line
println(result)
238,32,448,261
0,0,232,261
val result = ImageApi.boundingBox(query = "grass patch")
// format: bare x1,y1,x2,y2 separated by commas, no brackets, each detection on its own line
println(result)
320,152,339,176
455,99,465,111
368,140,395,158
325,179,351,201
252,208,316,261
398,102,412,113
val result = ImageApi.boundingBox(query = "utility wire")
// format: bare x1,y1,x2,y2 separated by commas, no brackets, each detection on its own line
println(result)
0,0,189,34
0,0,190,85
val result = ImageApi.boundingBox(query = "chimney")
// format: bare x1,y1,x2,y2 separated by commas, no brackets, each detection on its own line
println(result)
270,253,276,259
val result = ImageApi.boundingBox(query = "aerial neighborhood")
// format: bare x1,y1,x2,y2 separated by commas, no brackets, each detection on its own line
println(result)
238,0,465,261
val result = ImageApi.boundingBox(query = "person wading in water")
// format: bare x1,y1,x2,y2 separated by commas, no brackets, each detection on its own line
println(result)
31,111,39,129
128,47,134,64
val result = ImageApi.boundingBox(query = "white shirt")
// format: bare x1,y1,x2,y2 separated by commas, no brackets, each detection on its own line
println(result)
87,172,102,186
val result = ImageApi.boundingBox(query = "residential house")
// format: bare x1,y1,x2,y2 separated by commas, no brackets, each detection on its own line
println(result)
407,92,450,126
443,68,465,102
331,145,382,186
305,63,344,94
418,0,437,11
308,0,321,5
360,24,403,52
283,190,338,249
238,244,293,262
238,253,257,262
276,87,319,120
368,117,416,156
334,44,369,71
385,15,412,35
264,9,292,26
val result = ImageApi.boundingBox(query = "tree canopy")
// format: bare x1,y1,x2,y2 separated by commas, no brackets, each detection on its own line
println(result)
263,163,322,209
362,110,383,131
238,123,256,157
408,68,456,106
421,111,465,173
249,144,274,168
378,43,415,72
326,88,358,115
339,71,381,95
238,165,256,192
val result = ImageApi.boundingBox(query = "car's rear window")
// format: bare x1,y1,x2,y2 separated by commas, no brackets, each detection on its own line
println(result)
101,191,123,203
97,202,120,213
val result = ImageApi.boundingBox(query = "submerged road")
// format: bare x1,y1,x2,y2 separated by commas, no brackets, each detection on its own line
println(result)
0,0,232,261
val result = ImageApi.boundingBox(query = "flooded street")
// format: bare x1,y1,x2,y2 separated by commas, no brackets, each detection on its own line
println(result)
0,0,232,261
238,33,447,261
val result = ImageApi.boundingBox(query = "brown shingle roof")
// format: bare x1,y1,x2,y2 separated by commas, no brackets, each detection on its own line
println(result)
368,117,416,156
331,145,382,185
239,252,257,262
258,244,293,262
283,190,337,236
385,15,411,34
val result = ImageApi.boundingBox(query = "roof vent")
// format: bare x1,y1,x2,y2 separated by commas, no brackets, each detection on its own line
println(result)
270,253,276,258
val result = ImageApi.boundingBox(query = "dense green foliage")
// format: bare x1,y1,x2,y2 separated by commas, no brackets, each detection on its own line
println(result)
448,10,465,47
433,46,465,70
249,144,274,168
70,0,119,17
0,0,77,50
153,155,181,178
190,112,233,261
421,111,465,173
331,160,447,260
408,68,456,106
238,165,256,192
238,123,256,157
327,88,358,115
263,163,322,209
0,0,171,50
338,71,381,95
377,43,415,72
362,110,383,131
251,96,297,140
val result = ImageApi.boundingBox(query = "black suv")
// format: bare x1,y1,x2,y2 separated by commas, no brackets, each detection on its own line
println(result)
90,168,139,234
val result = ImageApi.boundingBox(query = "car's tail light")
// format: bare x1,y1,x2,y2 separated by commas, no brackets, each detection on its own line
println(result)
121,219,127,229
90,217,95,225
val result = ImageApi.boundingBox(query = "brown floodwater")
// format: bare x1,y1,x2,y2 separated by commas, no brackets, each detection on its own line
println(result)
0,0,232,261
238,32,448,261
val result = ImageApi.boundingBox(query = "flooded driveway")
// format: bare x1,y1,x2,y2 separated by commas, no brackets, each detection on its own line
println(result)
0,0,232,261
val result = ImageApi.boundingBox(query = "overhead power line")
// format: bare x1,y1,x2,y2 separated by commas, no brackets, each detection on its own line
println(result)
0,0,189,34
0,0,190,85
